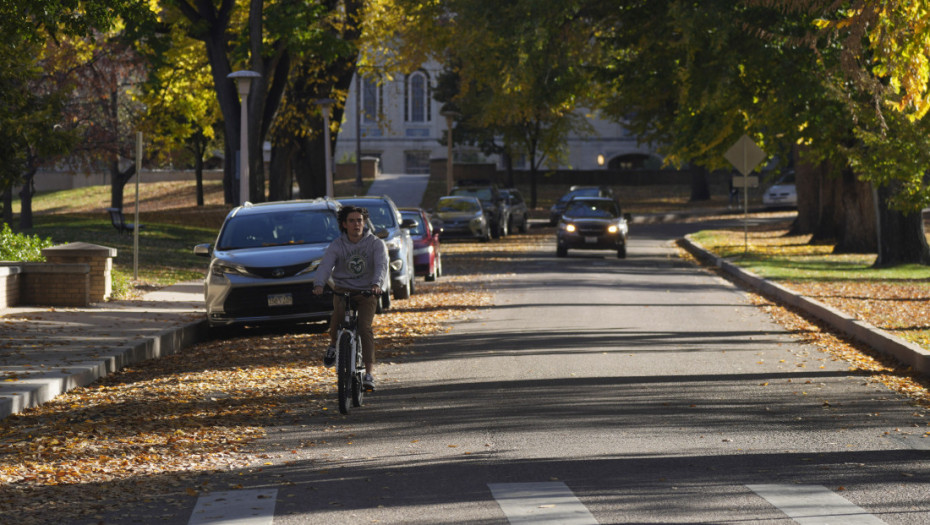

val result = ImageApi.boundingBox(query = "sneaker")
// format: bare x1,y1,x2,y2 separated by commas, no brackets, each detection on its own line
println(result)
323,346,336,367
363,373,375,391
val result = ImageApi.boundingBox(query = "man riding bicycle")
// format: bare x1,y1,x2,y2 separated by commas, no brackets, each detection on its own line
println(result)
313,205,389,391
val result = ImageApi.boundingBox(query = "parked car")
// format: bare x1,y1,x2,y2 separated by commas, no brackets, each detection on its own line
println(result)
549,185,616,225
449,180,506,237
501,188,529,234
337,195,416,300
556,197,629,258
400,207,442,281
193,199,344,328
762,171,797,208
432,195,491,241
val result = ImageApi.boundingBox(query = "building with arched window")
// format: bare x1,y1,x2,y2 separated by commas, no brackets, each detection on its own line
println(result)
334,60,661,175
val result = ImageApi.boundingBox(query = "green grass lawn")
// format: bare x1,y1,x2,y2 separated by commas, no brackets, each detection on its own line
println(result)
689,229,930,282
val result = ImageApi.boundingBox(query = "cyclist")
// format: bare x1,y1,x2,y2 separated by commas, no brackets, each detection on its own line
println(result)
313,205,389,390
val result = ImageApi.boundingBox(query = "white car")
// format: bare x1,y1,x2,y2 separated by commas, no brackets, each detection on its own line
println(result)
762,172,797,208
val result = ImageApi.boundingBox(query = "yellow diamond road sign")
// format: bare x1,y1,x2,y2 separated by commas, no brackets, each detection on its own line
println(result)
725,135,766,176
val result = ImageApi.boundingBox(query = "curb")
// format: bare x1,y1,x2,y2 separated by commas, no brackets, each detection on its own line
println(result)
0,319,208,419
678,235,930,375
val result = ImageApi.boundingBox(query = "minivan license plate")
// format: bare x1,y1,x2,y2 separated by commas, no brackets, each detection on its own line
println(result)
585,236,598,243
267,293,293,307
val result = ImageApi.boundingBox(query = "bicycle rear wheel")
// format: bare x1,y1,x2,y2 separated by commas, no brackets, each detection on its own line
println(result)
352,333,365,407
337,331,353,414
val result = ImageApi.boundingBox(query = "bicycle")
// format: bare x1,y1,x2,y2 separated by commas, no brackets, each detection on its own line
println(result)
331,290,377,415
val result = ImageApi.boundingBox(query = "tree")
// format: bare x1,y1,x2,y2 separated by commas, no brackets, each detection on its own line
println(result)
0,0,151,224
363,0,598,208
266,0,365,201
140,22,223,207
167,0,362,205
46,32,150,210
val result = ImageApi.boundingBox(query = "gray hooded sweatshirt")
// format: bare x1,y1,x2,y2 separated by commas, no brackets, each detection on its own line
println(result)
314,230,389,291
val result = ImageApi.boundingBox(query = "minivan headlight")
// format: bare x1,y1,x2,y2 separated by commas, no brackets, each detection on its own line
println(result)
295,259,322,276
211,260,249,277
384,237,402,251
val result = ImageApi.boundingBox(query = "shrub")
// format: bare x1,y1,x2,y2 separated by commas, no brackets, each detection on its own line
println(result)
0,222,55,261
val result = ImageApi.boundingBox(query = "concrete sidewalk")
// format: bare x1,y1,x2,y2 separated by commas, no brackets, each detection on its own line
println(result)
0,281,206,419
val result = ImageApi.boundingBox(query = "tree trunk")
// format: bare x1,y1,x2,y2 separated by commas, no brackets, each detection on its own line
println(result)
181,0,239,206
17,170,36,230
689,165,710,201
189,130,207,207
791,158,823,236
2,186,12,224
194,156,205,207
503,150,515,188
109,160,136,210
295,135,326,199
268,142,294,201
873,181,930,266
832,168,876,253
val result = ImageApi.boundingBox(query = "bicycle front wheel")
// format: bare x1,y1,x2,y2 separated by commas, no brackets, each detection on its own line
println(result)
352,333,365,407
337,331,353,415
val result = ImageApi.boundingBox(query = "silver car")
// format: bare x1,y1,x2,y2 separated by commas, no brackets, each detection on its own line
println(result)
432,195,491,241
194,199,343,327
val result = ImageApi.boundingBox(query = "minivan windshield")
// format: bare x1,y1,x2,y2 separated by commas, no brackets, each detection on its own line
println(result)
217,209,340,250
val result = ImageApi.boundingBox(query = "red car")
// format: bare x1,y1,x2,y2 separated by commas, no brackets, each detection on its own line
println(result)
400,208,442,281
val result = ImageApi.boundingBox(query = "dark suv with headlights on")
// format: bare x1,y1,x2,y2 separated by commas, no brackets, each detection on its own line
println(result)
549,185,616,225
338,195,416,300
193,199,343,328
556,197,629,259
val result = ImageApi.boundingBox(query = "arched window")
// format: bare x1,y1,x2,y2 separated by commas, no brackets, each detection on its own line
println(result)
405,70,430,123
361,76,380,123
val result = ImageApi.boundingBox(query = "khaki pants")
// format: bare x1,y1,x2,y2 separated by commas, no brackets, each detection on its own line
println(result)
329,291,378,367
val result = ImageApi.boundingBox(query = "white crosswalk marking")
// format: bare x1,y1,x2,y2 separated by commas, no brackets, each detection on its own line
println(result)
747,484,887,524
488,481,599,524
187,488,278,525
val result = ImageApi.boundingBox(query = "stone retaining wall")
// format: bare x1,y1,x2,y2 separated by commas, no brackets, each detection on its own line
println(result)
0,243,117,308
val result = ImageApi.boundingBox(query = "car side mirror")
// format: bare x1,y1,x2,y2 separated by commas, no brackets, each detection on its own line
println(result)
623,213,632,222
400,218,417,229
374,227,389,239
194,243,213,256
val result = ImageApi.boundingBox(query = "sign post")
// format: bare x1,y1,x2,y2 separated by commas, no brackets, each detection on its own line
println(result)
725,135,766,253
134,131,142,281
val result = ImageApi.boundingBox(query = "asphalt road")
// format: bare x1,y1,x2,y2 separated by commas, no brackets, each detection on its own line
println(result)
109,219,930,524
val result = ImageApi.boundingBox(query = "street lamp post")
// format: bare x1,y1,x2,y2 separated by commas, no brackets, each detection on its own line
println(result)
228,70,261,206
440,108,460,194
316,98,335,198
355,74,364,188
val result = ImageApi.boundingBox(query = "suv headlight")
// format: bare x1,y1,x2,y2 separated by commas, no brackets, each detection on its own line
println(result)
559,222,576,233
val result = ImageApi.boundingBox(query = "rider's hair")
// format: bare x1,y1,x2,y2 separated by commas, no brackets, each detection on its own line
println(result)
337,205,370,233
